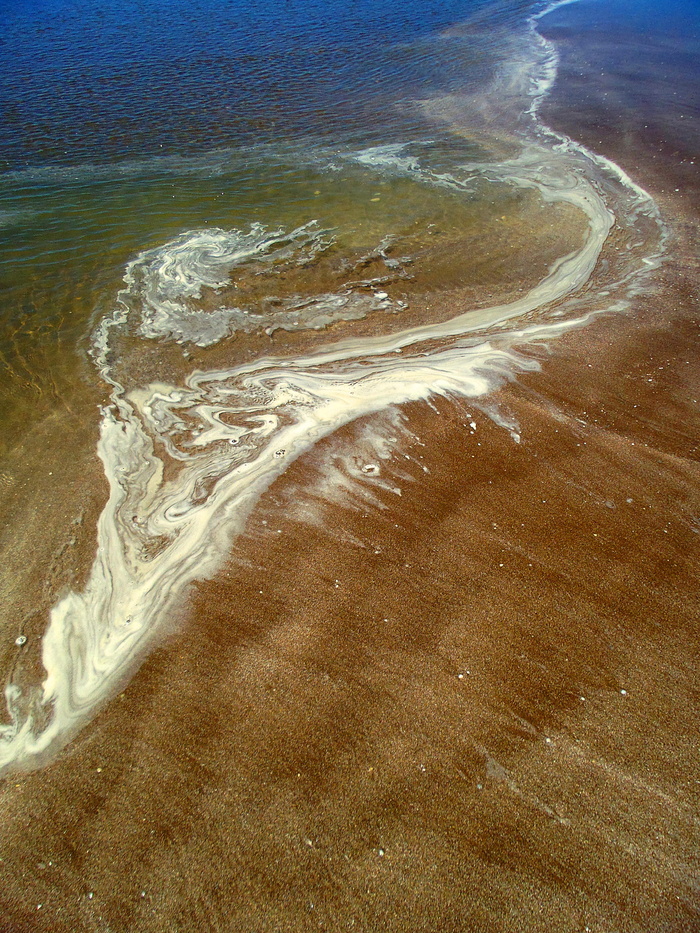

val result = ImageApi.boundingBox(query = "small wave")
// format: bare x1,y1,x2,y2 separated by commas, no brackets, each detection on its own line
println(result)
0,209,34,229
0,148,248,188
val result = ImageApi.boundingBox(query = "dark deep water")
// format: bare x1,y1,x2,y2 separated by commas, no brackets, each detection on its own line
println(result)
0,0,520,168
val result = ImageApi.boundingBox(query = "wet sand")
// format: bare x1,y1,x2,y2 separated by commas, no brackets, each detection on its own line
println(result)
1,4,699,932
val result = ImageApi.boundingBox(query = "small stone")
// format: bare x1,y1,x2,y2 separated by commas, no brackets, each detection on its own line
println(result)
15,635,27,647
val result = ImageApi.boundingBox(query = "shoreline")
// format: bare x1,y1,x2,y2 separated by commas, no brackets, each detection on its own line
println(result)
0,0,654,775
1,1,699,930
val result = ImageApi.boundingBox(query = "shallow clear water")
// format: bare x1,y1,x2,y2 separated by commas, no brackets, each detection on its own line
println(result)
0,0,527,447
0,0,549,458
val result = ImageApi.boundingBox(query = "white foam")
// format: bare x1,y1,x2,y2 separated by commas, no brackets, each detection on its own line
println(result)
95,221,412,352
352,143,423,174
126,222,335,346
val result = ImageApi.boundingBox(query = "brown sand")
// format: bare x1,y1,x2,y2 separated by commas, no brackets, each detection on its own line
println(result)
1,9,699,933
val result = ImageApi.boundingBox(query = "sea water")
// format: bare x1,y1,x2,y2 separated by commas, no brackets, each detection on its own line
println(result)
0,0,665,772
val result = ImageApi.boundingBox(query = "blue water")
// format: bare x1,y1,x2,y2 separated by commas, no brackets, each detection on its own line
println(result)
0,0,517,351
0,0,518,169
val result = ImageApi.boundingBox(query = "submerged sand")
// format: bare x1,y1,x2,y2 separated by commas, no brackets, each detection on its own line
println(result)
0,5,698,933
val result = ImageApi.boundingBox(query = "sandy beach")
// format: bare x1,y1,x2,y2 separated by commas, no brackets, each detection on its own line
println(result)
0,1,698,931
